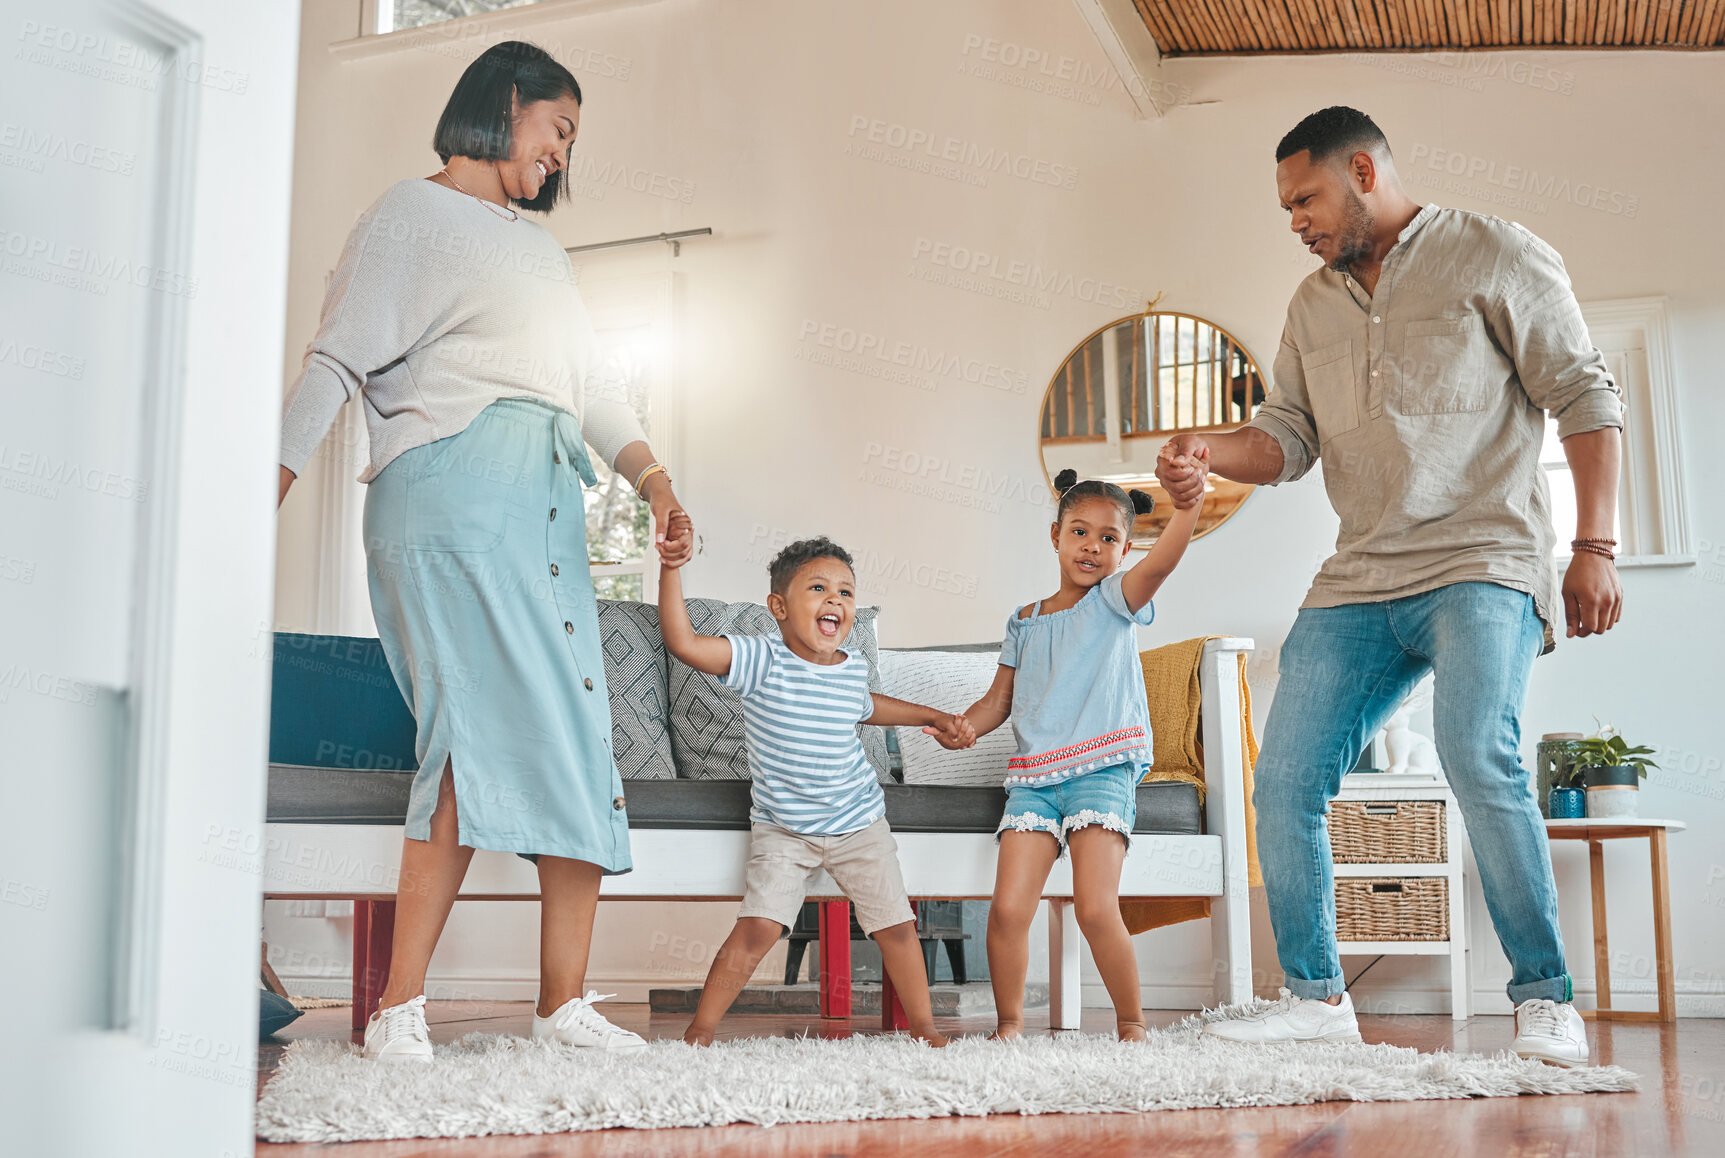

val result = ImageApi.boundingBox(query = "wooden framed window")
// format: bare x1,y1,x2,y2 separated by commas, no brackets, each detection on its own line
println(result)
363,0,552,36
1544,297,1690,568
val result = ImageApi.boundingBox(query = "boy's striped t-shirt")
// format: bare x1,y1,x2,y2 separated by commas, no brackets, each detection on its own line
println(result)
720,632,883,836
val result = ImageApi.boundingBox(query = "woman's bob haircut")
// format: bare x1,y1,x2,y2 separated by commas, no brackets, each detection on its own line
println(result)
432,40,581,213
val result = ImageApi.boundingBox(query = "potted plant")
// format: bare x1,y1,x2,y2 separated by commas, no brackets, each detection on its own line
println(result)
1568,727,1659,820
1548,746,1587,819
1537,732,1584,818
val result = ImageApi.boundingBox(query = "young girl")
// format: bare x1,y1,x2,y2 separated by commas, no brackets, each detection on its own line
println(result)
961,465,1206,1042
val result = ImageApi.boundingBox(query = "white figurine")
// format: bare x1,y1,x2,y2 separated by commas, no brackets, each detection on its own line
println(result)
1382,675,1438,775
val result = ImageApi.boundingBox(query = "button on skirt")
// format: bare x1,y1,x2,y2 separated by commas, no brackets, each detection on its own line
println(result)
362,397,631,873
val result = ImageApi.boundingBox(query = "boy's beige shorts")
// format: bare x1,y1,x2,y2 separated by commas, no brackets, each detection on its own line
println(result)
738,817,916,935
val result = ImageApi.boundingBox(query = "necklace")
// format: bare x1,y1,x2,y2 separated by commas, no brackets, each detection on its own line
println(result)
438,166,518,221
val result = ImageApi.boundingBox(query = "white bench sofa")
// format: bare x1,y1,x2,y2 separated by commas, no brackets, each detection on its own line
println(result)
262,609,1253,1031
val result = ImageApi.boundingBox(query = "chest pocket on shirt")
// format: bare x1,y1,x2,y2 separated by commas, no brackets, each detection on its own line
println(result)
1300,339,1358,442
1396,316,1490,415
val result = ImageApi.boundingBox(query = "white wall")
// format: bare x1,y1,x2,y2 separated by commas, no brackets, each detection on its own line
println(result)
269,0,1725,1016
3,1,302,1154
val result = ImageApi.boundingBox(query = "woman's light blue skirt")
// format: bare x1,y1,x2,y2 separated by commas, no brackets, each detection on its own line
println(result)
363,397,631,873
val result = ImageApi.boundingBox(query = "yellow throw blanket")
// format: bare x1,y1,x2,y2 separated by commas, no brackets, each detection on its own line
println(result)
1120,637,1262,936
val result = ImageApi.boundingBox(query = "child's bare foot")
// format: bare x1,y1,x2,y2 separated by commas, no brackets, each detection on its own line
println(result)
988,1022,1023,1041
1117,1021,1148,1043
683,1025,714,1046
911,1025,950,1048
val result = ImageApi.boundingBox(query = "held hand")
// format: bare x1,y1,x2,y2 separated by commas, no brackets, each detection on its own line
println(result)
1156,435,1210,509
924,713,977,750
1562,551,1623,637
655,501,695,569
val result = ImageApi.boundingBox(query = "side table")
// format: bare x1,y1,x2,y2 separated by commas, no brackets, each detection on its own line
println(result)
1545,818,1687,1023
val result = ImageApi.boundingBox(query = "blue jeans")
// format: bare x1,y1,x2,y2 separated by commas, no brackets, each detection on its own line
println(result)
1256,582,1569,1004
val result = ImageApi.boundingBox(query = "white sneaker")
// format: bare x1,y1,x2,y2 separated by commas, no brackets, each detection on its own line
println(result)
532,990,648,1051
1201,988,1363,1044
1512,999,1589,1067
362,994,433,1062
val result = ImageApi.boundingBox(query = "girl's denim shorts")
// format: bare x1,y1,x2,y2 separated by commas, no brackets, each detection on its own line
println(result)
995,762,1139,853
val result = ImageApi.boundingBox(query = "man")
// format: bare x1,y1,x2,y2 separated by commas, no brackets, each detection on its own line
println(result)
1159,107,1623,1067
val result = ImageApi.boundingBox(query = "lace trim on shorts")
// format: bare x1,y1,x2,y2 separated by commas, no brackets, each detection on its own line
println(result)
1061,808,1132,846
996,812,1062,840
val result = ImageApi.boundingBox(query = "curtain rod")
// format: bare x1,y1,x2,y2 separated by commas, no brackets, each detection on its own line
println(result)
564,227,713,257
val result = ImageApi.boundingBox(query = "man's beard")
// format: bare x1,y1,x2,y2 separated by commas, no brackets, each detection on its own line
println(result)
1329,187,1374,274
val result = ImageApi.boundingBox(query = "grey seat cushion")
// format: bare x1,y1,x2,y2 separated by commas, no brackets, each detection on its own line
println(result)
265,766,1202,837
266,765,415,824
595,600,676,779
667,599,890,782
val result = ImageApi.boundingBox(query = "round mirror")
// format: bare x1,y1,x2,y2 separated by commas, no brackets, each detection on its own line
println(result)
1038,310,1267,545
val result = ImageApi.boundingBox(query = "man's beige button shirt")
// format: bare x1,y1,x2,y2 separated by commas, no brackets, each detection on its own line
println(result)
1248,204,1624,653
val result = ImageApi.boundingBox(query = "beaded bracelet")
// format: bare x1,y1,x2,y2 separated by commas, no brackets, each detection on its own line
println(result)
1573,537,1617,549
1571,541,1616,561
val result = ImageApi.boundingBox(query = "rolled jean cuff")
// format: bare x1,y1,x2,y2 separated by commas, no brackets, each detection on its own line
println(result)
1507,973,1572,1005
1285,974,1347,1000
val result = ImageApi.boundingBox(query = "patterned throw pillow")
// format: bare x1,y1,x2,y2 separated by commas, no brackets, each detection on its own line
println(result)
595,601,677,780
668,600,890,781
879,649,1014,787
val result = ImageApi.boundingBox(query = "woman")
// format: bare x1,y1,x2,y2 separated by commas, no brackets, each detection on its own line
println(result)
276,41,691,1061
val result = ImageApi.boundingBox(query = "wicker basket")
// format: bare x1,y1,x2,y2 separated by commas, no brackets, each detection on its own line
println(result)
1329,800,1446,864
1335,877,1449,942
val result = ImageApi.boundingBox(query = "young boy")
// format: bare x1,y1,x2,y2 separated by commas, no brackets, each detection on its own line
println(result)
658,518,973,1047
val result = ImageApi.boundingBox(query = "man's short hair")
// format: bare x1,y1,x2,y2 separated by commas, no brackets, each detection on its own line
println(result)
767,537,855,597
1275,106,1389,165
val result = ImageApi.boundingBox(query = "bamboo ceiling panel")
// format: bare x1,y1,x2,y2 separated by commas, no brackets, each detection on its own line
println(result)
1131,0,1725,54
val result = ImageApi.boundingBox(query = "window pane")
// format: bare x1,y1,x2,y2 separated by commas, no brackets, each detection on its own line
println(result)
1545,464,1623,559
584,327,656,569
583,435,651,567
390,0,546,33
592,572,643,602
1545,466,1578,555
1539,415,1566,464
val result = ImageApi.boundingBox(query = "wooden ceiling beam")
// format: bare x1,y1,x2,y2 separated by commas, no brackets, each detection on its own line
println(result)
1240,0,1283,49
1132,0,1186,53
1675,0,1700,41
1701,0,1725,45
1200,0,1257,51
1130,0,1725,52
1655,0,1676,39
1272,0,1314,49
1377,0,1404,45
1161,0,1205,52
1326,0,1367,47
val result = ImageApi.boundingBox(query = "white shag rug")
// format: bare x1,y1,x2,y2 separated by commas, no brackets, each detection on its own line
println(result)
256,1005,1637,1143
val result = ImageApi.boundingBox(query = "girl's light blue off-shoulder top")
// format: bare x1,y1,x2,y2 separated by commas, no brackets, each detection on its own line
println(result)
999,571,1155,789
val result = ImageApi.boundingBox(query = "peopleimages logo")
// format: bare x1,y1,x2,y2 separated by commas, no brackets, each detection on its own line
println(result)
957,33,1191,108
0,122,134,174
1405,144,1639,218
564,153,696,203
15,20,250,94
0,228,199,297
909,237,1141,310
796,319,1030,395
845,114,1079,191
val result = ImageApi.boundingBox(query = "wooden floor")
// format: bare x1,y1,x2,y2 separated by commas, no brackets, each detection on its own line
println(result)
257,1001,1725,1157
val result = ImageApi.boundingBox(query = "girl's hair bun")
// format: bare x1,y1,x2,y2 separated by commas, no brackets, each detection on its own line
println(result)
1053,468,1079,492
1128,488,1155,515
